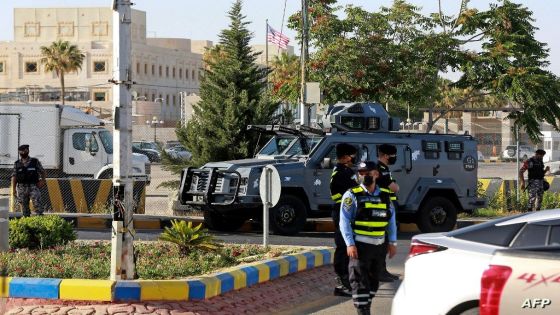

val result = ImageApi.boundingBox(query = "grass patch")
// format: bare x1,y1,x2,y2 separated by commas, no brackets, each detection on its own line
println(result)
0,241,302,280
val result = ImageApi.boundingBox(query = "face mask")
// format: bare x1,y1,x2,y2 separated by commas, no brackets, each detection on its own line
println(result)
388,156,397,165
20,152,29,159
363,175,374,186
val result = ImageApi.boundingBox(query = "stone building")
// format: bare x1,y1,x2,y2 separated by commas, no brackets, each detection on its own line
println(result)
0,7,211,125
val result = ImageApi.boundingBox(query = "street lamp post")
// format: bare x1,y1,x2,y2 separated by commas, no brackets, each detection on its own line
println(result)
146,116,164,143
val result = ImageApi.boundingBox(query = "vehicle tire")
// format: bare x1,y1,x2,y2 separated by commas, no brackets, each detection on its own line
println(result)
458,308,479,315
98,170,113,179
417,196,457,233
269,195,307,236
203,211,247,232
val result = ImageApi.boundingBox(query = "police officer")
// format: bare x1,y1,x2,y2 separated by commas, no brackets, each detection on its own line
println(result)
330,143,358,296
376,144,400,282
340,161,397,315
519,149,549,211
11,144,47,217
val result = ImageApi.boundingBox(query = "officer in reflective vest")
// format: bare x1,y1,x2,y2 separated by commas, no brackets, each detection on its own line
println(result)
11,144,47,217
330,143,358,297
340,161,397,315
376,144,400,282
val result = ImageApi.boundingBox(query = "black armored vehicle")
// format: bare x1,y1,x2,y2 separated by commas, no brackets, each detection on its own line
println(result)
179,102,485,235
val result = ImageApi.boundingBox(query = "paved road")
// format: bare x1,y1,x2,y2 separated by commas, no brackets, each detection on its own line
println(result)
77,229,413,314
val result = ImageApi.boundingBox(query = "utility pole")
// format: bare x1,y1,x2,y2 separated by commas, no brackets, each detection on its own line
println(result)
299,0,309,126
110,0,135,280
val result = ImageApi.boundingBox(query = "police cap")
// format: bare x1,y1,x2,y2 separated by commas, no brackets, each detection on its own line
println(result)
18,144,29,151
336,143,357,159
378,144,397,155
536,149,546,155
358,161,377,172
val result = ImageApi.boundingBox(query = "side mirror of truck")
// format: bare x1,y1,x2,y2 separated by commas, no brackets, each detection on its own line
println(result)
321,157,333,169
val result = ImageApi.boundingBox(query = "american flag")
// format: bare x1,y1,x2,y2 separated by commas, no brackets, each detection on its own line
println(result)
267,24,290,49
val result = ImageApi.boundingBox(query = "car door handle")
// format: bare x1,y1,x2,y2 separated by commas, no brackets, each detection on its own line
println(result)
69,157,75,165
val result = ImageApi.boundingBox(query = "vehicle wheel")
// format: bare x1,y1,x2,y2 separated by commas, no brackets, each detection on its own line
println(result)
98,170,113,179
459,308,479,315
203,211,247,232
270,195,307,236
417,196,457,233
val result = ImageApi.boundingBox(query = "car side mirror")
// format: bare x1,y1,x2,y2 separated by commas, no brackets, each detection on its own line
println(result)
321,157,333,169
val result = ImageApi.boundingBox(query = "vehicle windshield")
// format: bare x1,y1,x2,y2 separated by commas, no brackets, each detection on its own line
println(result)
99,130,113,154
146,142,159,151
257,136,323,156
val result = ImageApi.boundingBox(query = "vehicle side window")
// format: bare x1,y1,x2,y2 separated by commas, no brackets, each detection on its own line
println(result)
422,140,440,160
322,144,363,169
511,224,549,247
550,226,560,245
449,222,524,246
72,133,98,152
132,143,141,150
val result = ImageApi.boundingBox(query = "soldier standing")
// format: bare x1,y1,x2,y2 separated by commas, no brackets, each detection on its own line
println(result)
330,143,358,297
376,144,400,282
11,144,47,217
519,149,549,211
340,161,397,315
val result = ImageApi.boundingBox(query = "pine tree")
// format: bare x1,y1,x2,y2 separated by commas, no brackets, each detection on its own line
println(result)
178,0,277,167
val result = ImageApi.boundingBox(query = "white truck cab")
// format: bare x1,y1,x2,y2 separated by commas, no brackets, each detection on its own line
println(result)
0,104,150,185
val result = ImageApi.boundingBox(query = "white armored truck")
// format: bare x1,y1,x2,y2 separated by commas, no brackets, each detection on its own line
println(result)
0,104,150,185
179,102,485,235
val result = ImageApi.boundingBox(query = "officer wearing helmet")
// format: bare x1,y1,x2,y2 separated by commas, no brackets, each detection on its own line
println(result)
339,161,397,315
330,143,358,297
11,144,47,216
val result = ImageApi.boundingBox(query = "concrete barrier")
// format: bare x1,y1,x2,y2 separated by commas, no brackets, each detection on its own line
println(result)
9,179,146,214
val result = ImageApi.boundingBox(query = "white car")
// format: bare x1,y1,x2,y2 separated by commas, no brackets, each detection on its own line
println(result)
392,209,560,315
477,151,485,162
167,145,192,160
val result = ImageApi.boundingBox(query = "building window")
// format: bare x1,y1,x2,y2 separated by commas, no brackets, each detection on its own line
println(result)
136,62,140,74
152,94,156,101
58,22,74,37
166,66,169,78
24,23,40,37
25,62,38,73
92,22,109,36
186,69,189,80
144,63,148,75
179,68,182,79
94,61,106,72
93,92,106,101
0,62,4,73
166,95,169,105
152,64,155,76
172,67,176,78
173,95,176,106
192,70,196,81
159,65,162,77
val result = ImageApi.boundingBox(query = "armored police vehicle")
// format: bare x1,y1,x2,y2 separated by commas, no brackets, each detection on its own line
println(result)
179,102,484,235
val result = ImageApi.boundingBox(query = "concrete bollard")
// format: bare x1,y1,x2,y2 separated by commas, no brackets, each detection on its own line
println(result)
0,198,9,252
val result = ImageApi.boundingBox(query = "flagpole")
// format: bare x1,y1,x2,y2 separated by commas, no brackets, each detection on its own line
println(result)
265,19,269,87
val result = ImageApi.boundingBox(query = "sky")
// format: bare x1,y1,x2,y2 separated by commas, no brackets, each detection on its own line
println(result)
1,0,559,75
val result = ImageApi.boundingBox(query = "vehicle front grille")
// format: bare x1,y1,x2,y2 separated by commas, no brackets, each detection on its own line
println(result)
191,172,210,192
145,163,151,175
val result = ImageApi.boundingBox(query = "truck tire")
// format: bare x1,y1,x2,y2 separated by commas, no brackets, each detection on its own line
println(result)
417,196,457,233
270,195,307,236
98,170,113,179
203,211,247,232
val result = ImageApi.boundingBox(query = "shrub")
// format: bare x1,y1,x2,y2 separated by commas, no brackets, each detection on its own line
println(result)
9,215,76,249
159,220,221,256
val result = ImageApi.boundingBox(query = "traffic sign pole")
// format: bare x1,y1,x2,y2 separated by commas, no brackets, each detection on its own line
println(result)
263,168,270,247
259,165,281,249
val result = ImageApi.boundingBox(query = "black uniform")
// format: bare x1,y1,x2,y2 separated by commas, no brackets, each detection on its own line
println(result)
525,157,546,211
330,163,358,288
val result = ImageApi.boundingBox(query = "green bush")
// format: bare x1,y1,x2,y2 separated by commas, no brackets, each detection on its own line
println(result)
159,220,221,256
9,215,76,249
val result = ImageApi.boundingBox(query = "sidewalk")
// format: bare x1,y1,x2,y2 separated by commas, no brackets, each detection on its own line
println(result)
4,266,337,315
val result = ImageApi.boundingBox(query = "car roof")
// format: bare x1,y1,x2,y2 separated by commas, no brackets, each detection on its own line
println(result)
496,209,560,226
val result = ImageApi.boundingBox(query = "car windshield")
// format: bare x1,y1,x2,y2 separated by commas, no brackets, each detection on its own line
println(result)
145,142,159,151
98,130,113,154
258,136,323,156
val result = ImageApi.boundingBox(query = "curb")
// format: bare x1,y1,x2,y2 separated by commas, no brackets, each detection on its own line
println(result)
6,212,489,233
1,248,334,302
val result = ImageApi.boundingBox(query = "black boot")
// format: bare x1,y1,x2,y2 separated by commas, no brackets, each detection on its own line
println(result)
334,276,352,297
357,307,371,315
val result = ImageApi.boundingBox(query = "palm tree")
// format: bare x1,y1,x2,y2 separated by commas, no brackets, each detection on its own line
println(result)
40,40,85,105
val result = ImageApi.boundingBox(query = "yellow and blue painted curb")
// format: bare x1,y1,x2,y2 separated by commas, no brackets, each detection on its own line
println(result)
1,248,334,302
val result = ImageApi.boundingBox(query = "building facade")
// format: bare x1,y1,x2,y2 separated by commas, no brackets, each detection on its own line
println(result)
0,8,211,124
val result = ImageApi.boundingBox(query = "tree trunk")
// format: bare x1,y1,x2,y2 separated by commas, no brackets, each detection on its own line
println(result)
60,71,65,105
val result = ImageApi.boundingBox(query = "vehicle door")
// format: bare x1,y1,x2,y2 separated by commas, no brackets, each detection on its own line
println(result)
63,130,105,175
367,143,413,206
312,142,368,209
